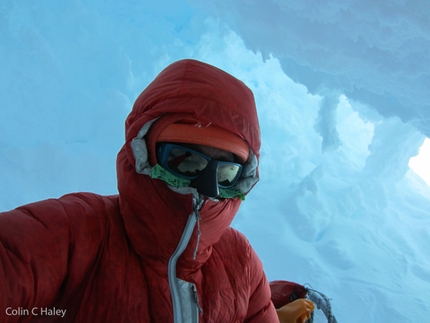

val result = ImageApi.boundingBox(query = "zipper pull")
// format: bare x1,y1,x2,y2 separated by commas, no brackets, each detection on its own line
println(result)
192,197,204,260
192,284,203,315
192,211,201,260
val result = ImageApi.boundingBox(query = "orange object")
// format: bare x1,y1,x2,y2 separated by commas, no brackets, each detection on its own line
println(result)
276,299,315,323
146,113,250,164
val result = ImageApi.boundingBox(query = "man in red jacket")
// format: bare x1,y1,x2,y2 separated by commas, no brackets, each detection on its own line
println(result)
0,59,313,322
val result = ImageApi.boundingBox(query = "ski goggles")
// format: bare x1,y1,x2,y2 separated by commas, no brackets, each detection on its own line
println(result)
156,143,243,189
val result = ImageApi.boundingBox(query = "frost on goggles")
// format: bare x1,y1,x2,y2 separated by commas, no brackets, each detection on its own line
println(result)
156,143,243,188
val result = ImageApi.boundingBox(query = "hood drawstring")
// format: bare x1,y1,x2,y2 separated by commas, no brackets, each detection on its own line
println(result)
193,197,204,260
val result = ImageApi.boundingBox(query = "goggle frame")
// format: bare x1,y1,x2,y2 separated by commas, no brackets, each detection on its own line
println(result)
156,142,243,189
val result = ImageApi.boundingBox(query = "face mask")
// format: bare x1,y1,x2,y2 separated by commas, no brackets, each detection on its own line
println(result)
150,164,245,200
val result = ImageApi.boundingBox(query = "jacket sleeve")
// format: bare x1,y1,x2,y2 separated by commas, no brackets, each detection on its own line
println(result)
0,193,111,323
244,244,279,322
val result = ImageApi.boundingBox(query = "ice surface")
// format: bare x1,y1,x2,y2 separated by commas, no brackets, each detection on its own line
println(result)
1,1,430,322
191,0,430,136
410,138,430,185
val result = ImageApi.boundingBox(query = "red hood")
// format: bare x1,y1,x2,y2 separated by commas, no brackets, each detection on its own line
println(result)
116,59,260,276
123,59,260,157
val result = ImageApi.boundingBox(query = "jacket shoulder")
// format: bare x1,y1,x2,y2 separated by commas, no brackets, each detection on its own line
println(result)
0,193,121,317
214,227,252,256
14,192,119,215
4,192,121,255
55,192,120,216
210,227,255,272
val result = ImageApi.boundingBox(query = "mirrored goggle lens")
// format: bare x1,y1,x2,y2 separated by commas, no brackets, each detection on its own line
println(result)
217,163,242,187
164,147,242,187
167,148,209,177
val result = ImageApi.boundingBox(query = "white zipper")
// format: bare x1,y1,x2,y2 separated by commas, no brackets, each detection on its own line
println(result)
168,197,204,323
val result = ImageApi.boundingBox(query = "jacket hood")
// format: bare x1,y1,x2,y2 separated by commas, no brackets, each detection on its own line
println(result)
116,59,261,275
123,59,261,158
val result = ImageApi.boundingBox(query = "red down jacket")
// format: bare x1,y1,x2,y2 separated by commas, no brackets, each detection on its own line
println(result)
0,59,279,322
